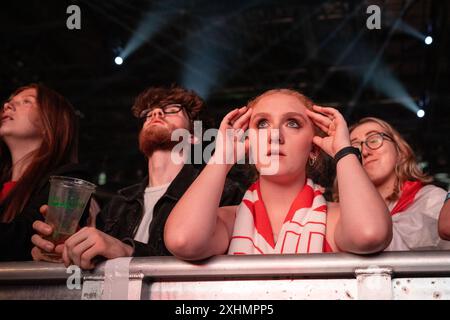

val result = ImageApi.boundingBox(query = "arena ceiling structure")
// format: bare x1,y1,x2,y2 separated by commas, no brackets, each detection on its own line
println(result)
1,0,449,191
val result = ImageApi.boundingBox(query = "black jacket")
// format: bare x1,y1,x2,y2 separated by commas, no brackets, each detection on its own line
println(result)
0,163,92,261
96,164,244,256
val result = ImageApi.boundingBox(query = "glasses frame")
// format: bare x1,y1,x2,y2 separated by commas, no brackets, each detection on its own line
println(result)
139,103,184,120
351,132,394,152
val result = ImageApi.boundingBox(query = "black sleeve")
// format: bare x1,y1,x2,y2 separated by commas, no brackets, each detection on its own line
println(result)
219,178,245,207
112,177,245,258
95,200,112,233
94,193,128,237
95,204,105,231
126,180,245,258
0,165,93,262
0,186,48,261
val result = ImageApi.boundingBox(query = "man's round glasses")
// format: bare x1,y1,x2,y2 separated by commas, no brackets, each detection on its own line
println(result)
351,132,394,152
139,103,184,119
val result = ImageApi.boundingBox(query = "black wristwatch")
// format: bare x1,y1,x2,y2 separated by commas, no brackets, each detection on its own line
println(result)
334,146,362,164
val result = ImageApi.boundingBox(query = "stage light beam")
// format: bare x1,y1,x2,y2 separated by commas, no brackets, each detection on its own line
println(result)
346,0,419,116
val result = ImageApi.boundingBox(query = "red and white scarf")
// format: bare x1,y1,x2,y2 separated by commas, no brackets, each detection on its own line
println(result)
390,180,423,216
228,178,330,255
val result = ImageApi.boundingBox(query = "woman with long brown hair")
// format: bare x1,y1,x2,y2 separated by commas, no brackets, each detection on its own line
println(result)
341,117,449,250
0,83,90,261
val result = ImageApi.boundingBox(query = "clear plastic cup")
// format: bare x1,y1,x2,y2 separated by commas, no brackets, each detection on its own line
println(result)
45,176,96,245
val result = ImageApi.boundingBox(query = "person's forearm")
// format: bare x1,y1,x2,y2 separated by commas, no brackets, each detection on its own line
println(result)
165,161,230,255
335,155,392,253
438,201,450,240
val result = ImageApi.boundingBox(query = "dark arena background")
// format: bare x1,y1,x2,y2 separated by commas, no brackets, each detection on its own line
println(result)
1,0,449,198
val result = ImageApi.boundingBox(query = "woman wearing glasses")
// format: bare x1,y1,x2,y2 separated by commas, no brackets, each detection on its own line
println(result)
0,83,91,261
341,117,450,251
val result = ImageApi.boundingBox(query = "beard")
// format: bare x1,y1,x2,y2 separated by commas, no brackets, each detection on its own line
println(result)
139,124,178,157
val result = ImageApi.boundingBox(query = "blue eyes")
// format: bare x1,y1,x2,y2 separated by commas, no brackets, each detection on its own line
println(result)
257,119,269,128
256,119,300,129
286,120,300,128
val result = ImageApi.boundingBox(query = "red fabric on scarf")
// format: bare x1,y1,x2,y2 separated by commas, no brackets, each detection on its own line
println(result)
390,181,423,216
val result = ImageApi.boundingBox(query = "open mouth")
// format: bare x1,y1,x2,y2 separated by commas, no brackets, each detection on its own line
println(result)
1,115,12,122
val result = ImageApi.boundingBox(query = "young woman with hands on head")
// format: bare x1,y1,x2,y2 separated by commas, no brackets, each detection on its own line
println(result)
164,89,392,260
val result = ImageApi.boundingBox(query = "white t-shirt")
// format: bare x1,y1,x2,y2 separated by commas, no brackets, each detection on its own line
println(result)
386,184,450,251
133,182,170,243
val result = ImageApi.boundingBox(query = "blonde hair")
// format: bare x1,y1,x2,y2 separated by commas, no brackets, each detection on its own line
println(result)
246,88,327,183
333,117,432,202
247,88,314,110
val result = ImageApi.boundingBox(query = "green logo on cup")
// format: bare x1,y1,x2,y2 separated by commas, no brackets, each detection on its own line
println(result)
49,196,85,210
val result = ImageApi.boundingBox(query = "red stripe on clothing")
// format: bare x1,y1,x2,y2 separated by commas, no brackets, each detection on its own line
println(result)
229,178,327,255
285,183,314,222
323,239,333,253
243,198,274,248
230,236,265,254
248,183,258,192
313,205,327,213
243,199,254,211
391,181,423,216
290,220,326,228
252,181,276,248
314,190,323,197
280,230,302,253
307,232,325,253
245,180,320,250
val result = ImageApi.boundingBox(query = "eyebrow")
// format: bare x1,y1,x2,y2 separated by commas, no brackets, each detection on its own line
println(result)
252,112,308,121
252,112,271,119
284,112,308,121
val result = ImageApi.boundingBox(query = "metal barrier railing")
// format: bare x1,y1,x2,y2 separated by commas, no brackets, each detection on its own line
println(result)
1,251,450,300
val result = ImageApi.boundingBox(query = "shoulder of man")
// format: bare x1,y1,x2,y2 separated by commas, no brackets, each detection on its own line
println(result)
95,181,146,234
116,178,149,200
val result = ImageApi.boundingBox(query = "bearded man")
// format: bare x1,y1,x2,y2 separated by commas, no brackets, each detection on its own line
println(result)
31,85,243,269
